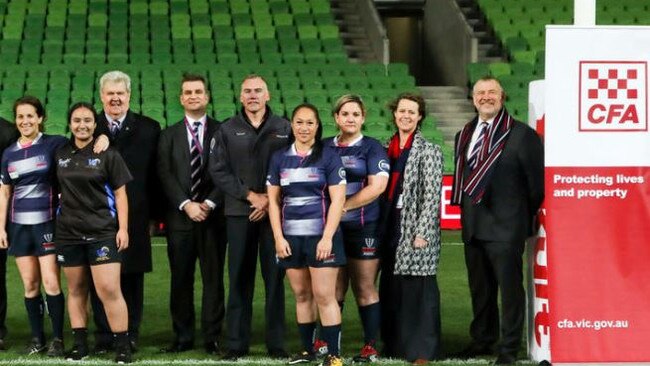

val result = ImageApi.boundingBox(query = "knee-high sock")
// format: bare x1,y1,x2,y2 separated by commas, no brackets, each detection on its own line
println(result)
45,293,65,339
25,295,44,342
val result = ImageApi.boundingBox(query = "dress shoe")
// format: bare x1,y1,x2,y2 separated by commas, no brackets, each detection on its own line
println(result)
452,343,493,359
268,348,289,359
161,342,193,353
0,338,6,351
222,349,247,361
204,341,221,355
493,353,517,365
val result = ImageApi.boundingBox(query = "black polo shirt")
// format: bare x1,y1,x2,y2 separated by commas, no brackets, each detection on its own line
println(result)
55,140,133,245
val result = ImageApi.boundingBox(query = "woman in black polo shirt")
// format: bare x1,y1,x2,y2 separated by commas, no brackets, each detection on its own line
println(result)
55,102,133,363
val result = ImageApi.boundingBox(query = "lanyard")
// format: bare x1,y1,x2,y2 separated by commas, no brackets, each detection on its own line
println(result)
184,118,206,155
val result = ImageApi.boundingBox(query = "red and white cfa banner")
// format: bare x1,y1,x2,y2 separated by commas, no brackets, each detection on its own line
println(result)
545,26,650,363
526,80,550,363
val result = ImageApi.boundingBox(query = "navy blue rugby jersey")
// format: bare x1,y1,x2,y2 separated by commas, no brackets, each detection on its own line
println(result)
323,135,389,224
54,141,133,245
267,144,346,236
1,133,67,224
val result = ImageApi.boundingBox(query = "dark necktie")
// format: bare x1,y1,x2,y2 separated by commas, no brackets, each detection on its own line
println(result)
468,121,488,170
190,121,202,200
110,120,120,136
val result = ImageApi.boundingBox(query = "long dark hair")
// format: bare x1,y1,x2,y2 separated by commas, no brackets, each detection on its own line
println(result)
66,102,97,135
290,103,323,165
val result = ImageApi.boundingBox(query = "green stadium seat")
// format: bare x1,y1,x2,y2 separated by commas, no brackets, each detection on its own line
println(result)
488,62,511,77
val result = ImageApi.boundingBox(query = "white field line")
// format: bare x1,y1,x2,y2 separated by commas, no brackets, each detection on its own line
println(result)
150,242,465,247
2,357,496,365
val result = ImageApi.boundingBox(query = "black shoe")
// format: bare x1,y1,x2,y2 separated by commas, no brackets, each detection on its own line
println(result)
452,343,493,359
66,343,89,361
493,353,517,365
47,338,64,357
25,337,46,355
93,341,113,355
288,350,316,364
161,341,193,353
222,349,247,361
0,338,5,351
204,341,221,355
268,348,289,359
115,344,133,364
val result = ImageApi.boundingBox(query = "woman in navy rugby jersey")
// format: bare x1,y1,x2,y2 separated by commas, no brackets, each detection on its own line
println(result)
267,104,347,366
0,96,68,356
323,95,389,362
55,102,132,363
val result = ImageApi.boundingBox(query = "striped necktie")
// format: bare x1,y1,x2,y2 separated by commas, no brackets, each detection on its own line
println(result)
110,120,120,136
468,121,488,170
190,121,202,200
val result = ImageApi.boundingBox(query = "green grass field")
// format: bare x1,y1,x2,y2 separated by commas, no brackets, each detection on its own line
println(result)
0,230,535,365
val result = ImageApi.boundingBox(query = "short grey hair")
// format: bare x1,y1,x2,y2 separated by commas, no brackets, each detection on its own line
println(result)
99,70,131,93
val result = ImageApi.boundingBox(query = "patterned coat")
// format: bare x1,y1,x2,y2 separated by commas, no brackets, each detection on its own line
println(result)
393,131,443,276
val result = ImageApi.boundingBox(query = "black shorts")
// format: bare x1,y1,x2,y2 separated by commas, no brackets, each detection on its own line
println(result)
7,221,56,257
279,231,347,269
56,239,122,267
340,221,380,260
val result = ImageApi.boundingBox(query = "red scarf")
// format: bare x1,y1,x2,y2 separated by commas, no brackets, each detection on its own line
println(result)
386,132,415,200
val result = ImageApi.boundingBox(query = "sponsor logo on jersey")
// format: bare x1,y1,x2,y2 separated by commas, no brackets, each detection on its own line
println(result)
87,158,101,167
378,159,390,172
58,158,71,168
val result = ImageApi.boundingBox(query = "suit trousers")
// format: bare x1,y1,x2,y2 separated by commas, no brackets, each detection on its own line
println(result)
0,249,6,339
464,239,525,356
91,272,144,345
166,216,227,345
225,216,285,352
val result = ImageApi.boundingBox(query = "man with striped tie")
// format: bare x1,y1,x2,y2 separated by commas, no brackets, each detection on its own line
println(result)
157,73,227,355
451,76,544,365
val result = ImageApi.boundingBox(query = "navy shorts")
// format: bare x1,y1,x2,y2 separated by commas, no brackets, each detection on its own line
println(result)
340,221,380,260
7,221,56,257
56,239,122,267
279,231,347,269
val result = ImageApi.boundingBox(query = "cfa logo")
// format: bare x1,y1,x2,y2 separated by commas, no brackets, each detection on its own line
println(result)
579,61,647,132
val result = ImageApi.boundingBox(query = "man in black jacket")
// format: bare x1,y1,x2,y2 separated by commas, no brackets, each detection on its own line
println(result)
0,116,18,350
451,76,544,365
209,75,290,360
91,71,161,352
158,74,227,355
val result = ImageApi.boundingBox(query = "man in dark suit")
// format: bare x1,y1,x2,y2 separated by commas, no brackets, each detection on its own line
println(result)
451,76,544,365
157,74,227,355
209,75,290,360
0,116,18,350
90,71,161,352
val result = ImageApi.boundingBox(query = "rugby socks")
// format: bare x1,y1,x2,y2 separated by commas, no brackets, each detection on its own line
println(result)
114,331,130,349
297,322,317,352
45,293,65,339
359,302,380,345
25,295,45,342
321,324,341,356
72,327,88,347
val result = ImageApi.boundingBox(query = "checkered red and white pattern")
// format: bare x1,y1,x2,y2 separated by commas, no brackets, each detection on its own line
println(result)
579,61,647,132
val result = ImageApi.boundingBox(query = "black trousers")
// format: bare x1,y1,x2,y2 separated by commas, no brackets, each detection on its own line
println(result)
225,216,285,352
0,249,6,339
380,248,441,362
165,216,227,345
91,272,144,345
464,239,525,356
